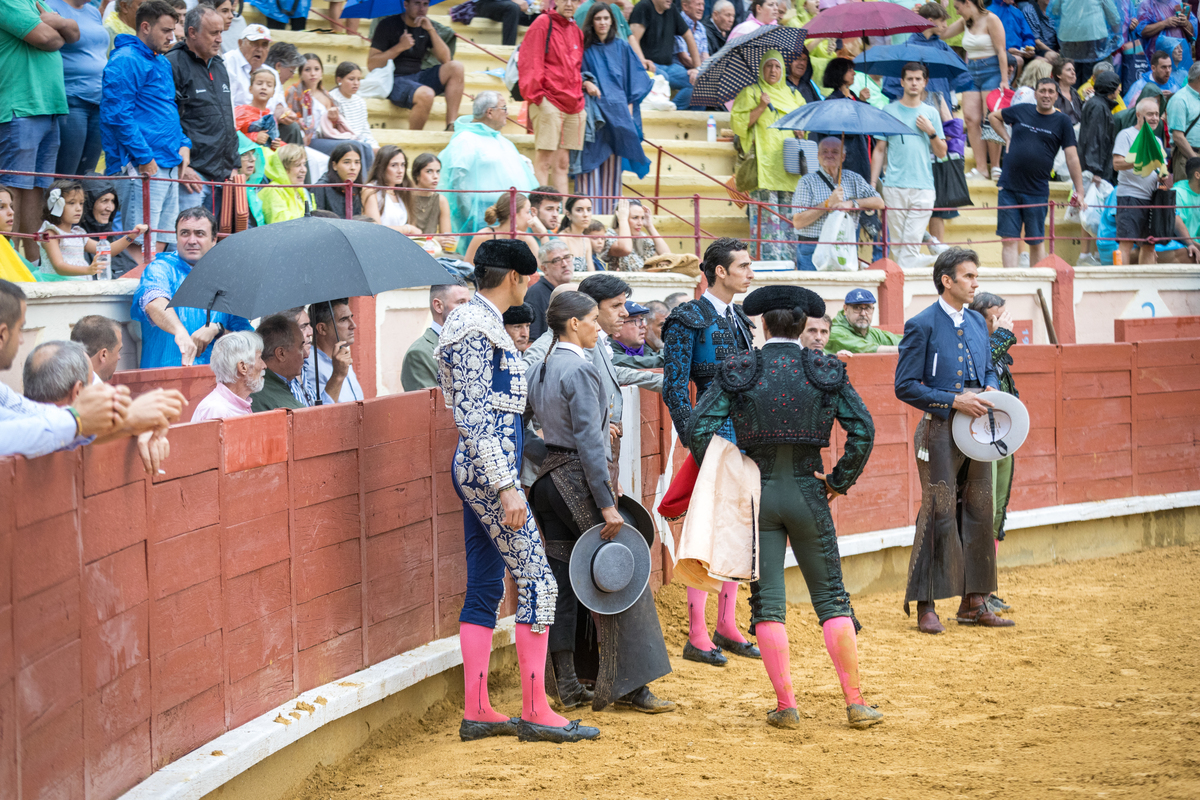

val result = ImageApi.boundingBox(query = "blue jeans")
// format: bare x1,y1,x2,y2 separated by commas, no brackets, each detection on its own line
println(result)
117,166,179,246
796,241,817,271
55,96,102,177
0,114,60,189
653,62,694,110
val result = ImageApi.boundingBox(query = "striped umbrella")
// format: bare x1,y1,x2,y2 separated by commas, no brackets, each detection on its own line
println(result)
690,24,808,109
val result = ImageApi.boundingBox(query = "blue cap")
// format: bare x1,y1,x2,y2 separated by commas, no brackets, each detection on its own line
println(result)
624,301,650,317
844,288,876,305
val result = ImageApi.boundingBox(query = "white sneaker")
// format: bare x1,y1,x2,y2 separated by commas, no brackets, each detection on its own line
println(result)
925,235,950,255
965,168,986,180
1019,253,1030,268
1076,253,1101,266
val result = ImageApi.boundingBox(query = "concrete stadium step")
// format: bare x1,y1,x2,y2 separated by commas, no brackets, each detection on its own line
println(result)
264,29,512,77
622,176,743,214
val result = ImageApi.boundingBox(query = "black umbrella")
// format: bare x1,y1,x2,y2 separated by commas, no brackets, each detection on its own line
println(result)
170,216,458,404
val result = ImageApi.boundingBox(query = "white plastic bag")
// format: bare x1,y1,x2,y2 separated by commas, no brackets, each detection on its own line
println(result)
1080,178,1113,235
641,74,676,112
358,61,394,100
812,210,858,271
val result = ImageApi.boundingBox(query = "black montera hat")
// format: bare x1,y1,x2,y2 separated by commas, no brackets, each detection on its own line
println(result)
474,239,538,275
742,285,826,319
502,303,535,325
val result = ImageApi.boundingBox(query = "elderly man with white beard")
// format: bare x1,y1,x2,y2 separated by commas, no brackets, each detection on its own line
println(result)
192,331,266,421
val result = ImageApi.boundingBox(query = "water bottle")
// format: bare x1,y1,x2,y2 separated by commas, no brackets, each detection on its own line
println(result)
94,239,111,280
707,114,717,143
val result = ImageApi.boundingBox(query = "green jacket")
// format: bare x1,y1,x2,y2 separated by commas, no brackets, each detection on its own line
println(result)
401,327,439,392
250,369,304,413
824,309,902,355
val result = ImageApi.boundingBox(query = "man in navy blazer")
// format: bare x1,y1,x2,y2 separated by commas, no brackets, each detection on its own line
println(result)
894,248,1015,634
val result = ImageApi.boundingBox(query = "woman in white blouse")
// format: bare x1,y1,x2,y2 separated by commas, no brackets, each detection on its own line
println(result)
362,146,423,235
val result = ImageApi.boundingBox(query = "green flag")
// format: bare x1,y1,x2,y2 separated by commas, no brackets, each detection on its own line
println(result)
1126,123,1167,178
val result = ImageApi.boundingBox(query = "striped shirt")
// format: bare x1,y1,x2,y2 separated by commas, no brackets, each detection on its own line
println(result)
793,166,879,239
329,88,380,150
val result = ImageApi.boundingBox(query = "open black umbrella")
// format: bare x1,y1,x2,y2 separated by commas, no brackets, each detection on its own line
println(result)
171,216,457,404
170,216,454,319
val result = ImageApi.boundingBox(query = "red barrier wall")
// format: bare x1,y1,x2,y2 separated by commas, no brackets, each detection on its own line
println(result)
2,343,1199,800
1115,316,1200,343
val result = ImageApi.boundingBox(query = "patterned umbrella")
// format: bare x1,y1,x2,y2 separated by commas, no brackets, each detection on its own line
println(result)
690,24,808,109
803,1,931,39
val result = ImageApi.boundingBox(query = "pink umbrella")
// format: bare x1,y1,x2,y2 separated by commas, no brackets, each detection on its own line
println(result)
803,1,932,39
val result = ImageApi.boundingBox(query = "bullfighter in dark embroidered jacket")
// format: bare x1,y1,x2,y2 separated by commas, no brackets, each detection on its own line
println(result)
435,239,599,745
687,285,880,731
660,237,759,666
894,248,1014,635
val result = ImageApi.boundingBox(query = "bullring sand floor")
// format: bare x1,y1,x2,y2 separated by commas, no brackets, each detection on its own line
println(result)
283,545,1200,800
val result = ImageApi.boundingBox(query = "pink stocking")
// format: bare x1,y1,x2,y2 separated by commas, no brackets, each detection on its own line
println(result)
995,539,1000,557
822,617,864,707
755,621,796,710
715,581,748,643
514,623,568,727
687,587,715,650
460,623,508,722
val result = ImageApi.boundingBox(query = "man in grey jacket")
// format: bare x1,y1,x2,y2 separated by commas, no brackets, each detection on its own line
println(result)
523,273,663,490
400,279,471,391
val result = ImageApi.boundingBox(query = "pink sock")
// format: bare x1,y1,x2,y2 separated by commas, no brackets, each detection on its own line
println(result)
460,623,508,722
755,621,796,711
995,539,1000,557
515,623,569,727
822,617,864,707
715,581,748,643
687,587,715,650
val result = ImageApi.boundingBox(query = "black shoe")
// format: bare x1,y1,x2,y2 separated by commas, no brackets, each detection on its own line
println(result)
987,594,1012,613
616,685,677,714
516,718,601,743
682,641,728,666
459,717,519,742
713,631,761,659
551,651,594,710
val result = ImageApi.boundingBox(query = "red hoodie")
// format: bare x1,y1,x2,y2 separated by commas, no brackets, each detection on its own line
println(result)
517,9,585,115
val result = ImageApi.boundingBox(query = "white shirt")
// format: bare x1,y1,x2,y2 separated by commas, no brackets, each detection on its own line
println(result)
555,341,587,359
597,329,615,358
225,49,285,111
938,295,965,328
765,337,801,346
477,292,503,320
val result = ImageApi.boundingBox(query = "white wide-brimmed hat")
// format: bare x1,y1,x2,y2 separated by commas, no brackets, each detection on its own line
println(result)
952,392,1030,462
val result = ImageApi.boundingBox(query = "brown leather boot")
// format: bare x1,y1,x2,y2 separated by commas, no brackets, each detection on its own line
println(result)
917,602,944,634
955,594,1015,627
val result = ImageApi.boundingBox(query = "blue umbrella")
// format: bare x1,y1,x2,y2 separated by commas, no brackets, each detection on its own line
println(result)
340,0,447,19
691,24,808,109
771,97,913,136
853,43,968,79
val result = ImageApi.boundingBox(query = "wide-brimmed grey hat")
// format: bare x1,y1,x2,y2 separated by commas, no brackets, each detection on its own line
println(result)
569,520,652,615
617,495,655,547
952,392,1030,462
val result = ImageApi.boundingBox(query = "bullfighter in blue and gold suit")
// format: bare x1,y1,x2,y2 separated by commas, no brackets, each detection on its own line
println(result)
436,239,599,745
660,237,759,666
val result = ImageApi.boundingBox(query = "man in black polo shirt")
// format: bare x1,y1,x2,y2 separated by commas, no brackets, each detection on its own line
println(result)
367,0,465,130
987,78,1085,269
629,0,701,109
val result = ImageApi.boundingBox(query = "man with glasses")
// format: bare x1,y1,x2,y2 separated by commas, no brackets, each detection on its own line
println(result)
438,90,537,247
825,288,901,357
525,239,575,340
611,301,663,368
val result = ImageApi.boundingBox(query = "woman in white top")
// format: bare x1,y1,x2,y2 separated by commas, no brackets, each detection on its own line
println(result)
329,62,381,154
555,196,596,272
946,0,1009,181
362,146,423,235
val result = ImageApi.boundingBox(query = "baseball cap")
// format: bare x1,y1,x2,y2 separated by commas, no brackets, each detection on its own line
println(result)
240,24,272,42
844,288,876,305
624,301,650,317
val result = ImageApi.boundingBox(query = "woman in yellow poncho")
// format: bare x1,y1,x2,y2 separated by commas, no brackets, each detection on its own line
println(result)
260,144,316,224
731,50,806,261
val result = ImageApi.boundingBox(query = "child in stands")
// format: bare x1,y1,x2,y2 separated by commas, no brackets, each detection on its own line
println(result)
236,69,286,149
39,180,145,280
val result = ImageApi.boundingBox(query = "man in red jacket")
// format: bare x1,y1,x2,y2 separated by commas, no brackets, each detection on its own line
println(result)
518,0,598,194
